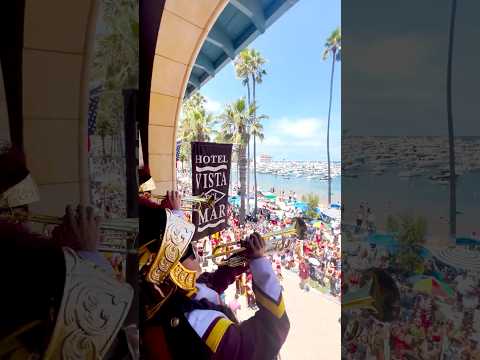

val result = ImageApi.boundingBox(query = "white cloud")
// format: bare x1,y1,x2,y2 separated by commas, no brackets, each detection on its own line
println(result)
205,97,222,114
276,117,326,140
262,136,284,146
254,116,341,160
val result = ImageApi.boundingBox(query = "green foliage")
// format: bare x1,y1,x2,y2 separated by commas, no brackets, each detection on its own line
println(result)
388,214,428,273
91,0,138,89
397,214,427,247
89,0,138,160
183,93,206,114
251,116,266,141
322,27,341,61
302,193,320,219
397,250,423,274
235,48,267,86
96,119,116,155
179,92,216,143
385,215,400,234
218,98,252,148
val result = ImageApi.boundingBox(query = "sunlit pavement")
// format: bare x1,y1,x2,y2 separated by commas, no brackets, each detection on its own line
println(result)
224,270,341,360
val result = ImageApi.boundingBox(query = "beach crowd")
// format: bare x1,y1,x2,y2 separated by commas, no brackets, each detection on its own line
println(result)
191,193,342,315
342,239,480,360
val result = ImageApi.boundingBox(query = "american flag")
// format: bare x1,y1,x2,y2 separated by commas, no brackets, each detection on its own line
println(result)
87,85,103,151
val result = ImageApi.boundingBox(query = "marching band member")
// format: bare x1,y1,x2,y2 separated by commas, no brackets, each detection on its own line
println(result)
138,186,290,360
0,145,135,359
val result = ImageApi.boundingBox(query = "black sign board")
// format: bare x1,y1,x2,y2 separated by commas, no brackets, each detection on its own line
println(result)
191,142,232,240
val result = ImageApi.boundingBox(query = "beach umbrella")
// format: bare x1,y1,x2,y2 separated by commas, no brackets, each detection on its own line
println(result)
228,196,240,206
412,277,455,299
264,193,277,200
330,202,341,209
294,201,308,211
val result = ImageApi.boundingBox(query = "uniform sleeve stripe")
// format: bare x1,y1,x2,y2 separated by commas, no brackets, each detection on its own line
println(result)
252,283,283,305
187,309,227,339
249,257,282,301
205,318,233,353
254,291,286,319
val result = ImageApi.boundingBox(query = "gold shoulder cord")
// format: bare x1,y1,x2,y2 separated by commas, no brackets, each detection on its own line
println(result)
43,247,134,360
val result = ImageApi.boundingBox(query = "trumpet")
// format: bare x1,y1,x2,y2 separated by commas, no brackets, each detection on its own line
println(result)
205,217,308,267
150,194,215,210
1,213,139,233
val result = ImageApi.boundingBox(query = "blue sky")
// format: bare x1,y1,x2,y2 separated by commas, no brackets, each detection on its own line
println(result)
199,0,341,161
343,1,480,136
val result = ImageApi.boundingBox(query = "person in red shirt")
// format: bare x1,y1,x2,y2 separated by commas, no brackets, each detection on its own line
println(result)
299,259,310,291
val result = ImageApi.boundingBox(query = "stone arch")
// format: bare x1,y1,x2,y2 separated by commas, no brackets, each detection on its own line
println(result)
147,0,229,194
21,0,99,215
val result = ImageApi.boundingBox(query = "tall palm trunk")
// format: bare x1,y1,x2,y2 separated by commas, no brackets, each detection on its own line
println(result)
237,150,240,187
252,76,258,216
253,133,258,216
246,81,251,216
326,49,336,206
247,138,250,214
447,0,457,245
239,145,247,224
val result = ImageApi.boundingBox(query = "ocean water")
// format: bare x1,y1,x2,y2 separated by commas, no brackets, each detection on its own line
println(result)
230,168,341,206
342,170,480,239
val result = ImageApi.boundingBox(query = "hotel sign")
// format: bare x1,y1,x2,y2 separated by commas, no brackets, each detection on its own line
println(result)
191,142,232,240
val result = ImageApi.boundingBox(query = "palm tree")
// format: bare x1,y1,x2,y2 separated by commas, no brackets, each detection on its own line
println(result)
249,50,267,217
92,0,138,89
179,92,215,142
322,28,341,206
234,48,267,216
234,51,252,214
177,92,216,172
251,114,267,215
96,119,115,156
218,98,252,223
446,0,457,245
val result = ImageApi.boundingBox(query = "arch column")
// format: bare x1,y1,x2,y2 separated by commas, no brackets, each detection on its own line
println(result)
22,0,98,215
148,0,229,194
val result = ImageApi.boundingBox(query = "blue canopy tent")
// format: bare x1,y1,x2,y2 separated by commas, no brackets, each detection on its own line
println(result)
293,201,308,212
456,237,480,246
367,233,400,254
228,196,240,206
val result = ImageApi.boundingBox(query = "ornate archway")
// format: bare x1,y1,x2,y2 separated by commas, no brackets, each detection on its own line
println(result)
142,0,229,195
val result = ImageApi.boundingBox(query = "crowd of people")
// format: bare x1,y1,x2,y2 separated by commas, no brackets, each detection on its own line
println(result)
192,193,342,303
342,238,480,359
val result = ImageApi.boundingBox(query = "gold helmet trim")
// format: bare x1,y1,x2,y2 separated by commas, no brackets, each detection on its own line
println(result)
43,247,134,360
0,174,40,208
145,209,196,291
138,177,156,193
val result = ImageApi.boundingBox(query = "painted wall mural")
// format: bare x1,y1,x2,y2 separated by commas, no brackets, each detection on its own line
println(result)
87,0,139,273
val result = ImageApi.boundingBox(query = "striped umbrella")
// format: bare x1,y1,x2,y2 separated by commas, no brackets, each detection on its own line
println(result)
412,277,455,299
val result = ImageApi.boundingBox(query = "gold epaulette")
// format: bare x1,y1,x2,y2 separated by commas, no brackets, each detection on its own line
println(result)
43,247,134,359
141,209,197,320
145,209,196,290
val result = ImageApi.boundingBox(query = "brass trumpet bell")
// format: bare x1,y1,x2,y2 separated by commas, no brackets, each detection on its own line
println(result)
207,217,308,267
150,194,215,211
